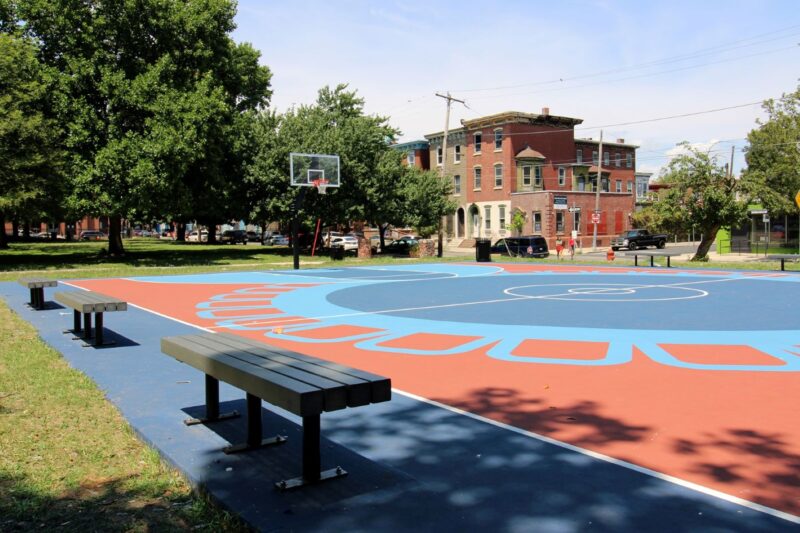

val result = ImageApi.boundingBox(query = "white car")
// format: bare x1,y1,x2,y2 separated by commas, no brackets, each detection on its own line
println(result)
330,236,359,251
187,230,208,242
266,234,289,246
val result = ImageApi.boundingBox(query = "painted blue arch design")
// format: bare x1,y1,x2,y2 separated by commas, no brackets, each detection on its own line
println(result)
194,265,800,372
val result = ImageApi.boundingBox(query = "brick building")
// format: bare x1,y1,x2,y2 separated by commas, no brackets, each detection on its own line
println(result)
393,139,431,170
425,109,638,248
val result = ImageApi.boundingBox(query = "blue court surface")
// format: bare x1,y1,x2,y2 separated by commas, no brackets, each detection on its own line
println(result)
2,261,799,532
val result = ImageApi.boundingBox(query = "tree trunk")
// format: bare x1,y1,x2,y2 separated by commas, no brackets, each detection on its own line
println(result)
0,212,8,249
108,215,125,256
22,221,31,240
11,221,19,241
206,223,218,244
691,225,720,261
176,222,186,242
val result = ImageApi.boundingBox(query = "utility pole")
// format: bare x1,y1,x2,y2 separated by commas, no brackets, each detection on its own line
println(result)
591,130,604,252
435,92,465,257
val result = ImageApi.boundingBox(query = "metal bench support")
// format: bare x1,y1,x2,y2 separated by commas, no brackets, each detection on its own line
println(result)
222,393,287,454
275,414,348,491
184,374,240,426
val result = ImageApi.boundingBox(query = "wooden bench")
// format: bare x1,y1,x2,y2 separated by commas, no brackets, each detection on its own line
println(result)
18,278,58,310
161,332,391,490
623,250,684,268
55,290,127,346
767,254,800,271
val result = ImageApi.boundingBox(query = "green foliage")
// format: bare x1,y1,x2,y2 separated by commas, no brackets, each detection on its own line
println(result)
742,87,800,215
655,143,749,260
15,0,272,253
402,167,457,238
0,32,65,246
507,209,526,235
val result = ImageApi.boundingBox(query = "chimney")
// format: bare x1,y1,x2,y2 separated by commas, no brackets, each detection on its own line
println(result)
541,107,550,116
616,138,625,143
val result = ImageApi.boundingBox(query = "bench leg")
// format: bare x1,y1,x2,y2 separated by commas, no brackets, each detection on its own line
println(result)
781,259,785,271
667,257,672,268
222,393,286,454
650,256,654,267
275,414,347,491
83,313,92,340
634,255,638,267
184,375,240,426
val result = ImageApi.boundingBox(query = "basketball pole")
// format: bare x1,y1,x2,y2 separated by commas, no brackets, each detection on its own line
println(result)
292,188,307,270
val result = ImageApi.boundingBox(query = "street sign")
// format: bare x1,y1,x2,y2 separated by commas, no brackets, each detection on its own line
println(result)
591,213,601,224
763,214,770,223
568,207,581,213
795,190,800,209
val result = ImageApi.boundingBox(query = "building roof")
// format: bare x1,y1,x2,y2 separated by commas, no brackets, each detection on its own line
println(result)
460,110,583,130
575,138,640,149
515,146,546,159
392,140,430,151
423,127,466,143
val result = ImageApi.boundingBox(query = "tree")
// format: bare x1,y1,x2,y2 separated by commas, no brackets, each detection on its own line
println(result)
742,87,800,216
507,209,526,236
0,32,64,249
653,143,749,260
16,0,271,254
247,84,404,239
402,167,457,238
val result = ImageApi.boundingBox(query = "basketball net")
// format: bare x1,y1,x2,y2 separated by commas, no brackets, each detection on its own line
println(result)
312,178,329,195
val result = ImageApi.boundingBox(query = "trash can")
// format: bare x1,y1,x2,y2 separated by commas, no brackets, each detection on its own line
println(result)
475,238,492,262
331,246,344,260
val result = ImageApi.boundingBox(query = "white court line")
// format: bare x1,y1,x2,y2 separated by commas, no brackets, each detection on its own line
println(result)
392,388,800,525
211,275,745,330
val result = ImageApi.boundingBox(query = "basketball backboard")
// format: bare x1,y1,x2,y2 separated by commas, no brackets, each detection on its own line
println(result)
290,153,340,189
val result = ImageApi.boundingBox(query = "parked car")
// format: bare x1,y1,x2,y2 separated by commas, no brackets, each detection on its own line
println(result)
381,238,418,255
79,230,106,241
263,234,289,246
187,230,208,242
491,236,549,258
219,229,248,244
610,229,667,251
330,235,359,252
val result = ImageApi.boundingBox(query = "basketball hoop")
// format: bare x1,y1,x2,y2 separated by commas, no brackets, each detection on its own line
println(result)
312,178,329,195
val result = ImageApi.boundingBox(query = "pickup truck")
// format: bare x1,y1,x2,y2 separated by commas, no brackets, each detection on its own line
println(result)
610,229,668,251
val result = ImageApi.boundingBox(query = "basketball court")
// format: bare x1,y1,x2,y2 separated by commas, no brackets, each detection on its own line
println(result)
6,261,797,530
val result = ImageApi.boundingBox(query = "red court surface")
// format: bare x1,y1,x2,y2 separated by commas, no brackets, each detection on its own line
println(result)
69,263,800,519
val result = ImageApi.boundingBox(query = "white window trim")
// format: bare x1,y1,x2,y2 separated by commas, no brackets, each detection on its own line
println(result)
454,145,461,164
615,179,622,193
436,146,442,166
453,174,461,195
615,152,621,167
604,152,610,166
576,149,583,164
494,128,503,151
558,166,566,186
494,163,503,189
474,133,482,154
522,165,532,186
407,152,415,165
534,166,542,187
626,153,633,168
473,166,482,190
484,206,492,230
592,150,598,165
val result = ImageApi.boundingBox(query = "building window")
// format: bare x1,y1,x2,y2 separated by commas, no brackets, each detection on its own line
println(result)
574,210,581,232
533,212,542,233
556,211,564,233
499,205,506,229
494,129,502,150
615,152,621,167
558,167,566,186
454,175,461,195
473,167,482,189
627,181,633,193
534,166,542,187
484,206,491,230
522,166,532,186
602,177,610,192
637,179,648,198
615,179,622,193
454,145,461,163
592,150,598,165
494,164,503,188
604,152,610,166
626,153,633,168
576,149,583,164
474,132,482,153
437,147,442,166
407,151,415,165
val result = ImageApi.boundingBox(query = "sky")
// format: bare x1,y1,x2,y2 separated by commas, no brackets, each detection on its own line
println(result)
232,0,800,178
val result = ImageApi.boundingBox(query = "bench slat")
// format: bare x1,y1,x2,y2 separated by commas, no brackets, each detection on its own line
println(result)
18,278,58,289
188,334,349,412
213,333,392,404
208,333,377,407
162,335,325,417
55,291,127,313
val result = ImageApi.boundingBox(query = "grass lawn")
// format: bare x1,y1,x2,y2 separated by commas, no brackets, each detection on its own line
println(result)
0,238,795,530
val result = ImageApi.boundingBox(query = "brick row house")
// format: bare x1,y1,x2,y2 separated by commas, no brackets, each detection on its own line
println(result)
409,109,638,249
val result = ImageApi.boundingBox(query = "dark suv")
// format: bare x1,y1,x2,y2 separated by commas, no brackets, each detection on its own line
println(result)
220,230,248,244
491,236,549,258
